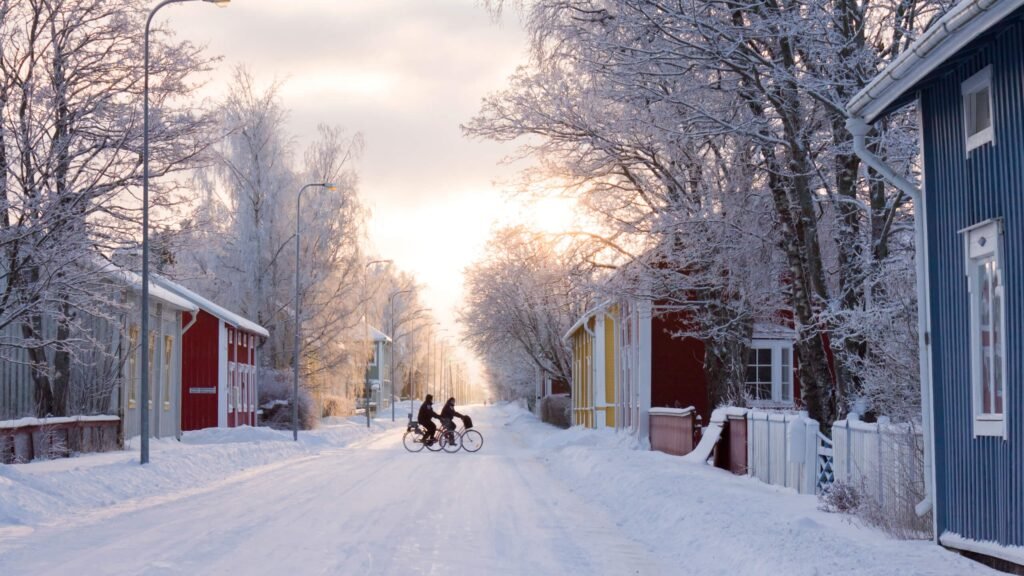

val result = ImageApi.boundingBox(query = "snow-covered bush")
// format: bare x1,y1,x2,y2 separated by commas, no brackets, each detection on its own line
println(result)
539,394,571,429
258,370,317,430
320,395,349,418
818,481,862,514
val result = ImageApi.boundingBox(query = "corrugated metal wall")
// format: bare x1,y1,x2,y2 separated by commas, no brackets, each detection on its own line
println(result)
1,307,123,420
920,9,1024,547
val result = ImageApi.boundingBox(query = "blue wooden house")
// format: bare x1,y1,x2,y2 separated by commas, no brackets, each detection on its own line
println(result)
848,0,1024,568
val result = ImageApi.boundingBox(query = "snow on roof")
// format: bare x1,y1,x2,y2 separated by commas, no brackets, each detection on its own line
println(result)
96,262,198,312
848,0,1024,123
150,275,269,338
563,301,612,341
369,326,391,343
751,322,797,340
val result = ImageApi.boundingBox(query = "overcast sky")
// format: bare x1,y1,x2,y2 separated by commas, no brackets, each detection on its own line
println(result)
175,0,538,372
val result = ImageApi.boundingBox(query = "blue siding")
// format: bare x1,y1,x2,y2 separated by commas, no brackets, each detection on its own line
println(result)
920,10,1024,547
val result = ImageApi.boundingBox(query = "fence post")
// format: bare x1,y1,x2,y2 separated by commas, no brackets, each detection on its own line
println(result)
783,415,789,489
746,411,753,478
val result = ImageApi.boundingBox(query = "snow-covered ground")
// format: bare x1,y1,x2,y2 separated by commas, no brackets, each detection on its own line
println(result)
0,404,997,575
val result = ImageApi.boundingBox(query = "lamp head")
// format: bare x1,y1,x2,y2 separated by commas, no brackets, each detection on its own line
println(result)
204,0,230,7
324,183,337,191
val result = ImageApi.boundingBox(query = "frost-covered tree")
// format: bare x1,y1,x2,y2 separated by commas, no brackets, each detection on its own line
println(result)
471,0,937,423
0,0,216,417
174,68,366,402
461,226,589,399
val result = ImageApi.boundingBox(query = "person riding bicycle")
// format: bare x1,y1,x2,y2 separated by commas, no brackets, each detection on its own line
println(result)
439,397,464,444
417,394,441,445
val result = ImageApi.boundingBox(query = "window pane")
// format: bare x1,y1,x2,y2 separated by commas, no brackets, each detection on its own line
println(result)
975,87,991,133
781,348,792,401
758,366,772,383
993,270,1004,415
758,349,772,364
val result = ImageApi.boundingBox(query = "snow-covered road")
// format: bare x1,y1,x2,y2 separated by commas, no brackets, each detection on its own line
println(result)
0,404,998,575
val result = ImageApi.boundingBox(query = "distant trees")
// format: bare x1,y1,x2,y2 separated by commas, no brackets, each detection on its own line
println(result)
461,226,590,402
170,67,373,411
468,0,935,423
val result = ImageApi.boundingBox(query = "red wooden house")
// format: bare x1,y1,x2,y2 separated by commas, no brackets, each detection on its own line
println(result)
151,276,269,431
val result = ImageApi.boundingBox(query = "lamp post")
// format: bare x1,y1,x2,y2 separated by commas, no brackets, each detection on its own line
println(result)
292,182,336,442
141,0,229,465
363,259,392,428
387,288,413,421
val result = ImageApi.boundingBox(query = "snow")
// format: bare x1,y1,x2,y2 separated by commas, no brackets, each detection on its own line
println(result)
0,405,1000,575
0,415,119,429
941,532,1024,566
648,406,695,416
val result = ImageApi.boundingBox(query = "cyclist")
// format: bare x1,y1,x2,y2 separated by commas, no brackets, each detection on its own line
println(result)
439,397,464,444
417,394,441,445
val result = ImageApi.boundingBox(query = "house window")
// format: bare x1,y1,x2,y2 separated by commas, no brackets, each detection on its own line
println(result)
963,66,994,152
964,219,1006,437
148,331,156,410
745,340,795,405
163,335,174,411
128,325,139,408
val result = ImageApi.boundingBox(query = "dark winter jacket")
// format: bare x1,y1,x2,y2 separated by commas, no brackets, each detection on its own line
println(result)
417,400,440,426
440,400,463,421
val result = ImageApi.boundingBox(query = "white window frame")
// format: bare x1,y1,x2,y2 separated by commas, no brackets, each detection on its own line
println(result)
963,218,1008,438
962,66,994,153
746,339,796,406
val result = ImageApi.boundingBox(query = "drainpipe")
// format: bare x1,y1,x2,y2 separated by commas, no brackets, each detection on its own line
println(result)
583,318,596,426
847,117,936,527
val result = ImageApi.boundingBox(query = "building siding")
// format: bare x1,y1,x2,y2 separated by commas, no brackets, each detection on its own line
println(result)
920,11,1024,547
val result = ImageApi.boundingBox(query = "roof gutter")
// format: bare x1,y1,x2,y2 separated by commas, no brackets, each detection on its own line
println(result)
846,117,936,525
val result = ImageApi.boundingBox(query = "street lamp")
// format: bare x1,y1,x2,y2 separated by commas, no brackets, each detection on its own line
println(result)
364,259,392,428
141,0,229,465
293,182,337,441
387,288,413,421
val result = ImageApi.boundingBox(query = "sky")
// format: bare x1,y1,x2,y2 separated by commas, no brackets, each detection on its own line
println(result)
174,0,564,375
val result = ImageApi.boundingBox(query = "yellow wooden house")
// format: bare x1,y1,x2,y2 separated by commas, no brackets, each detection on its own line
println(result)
565,304,618,429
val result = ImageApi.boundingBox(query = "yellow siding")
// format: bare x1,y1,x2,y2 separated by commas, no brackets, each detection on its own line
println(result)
570,322,594,428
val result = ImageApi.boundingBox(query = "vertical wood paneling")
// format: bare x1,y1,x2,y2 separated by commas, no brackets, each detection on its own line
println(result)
920,11,1024,547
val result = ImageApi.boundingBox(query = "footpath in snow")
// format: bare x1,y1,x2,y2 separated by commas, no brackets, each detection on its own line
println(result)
0,404,998,575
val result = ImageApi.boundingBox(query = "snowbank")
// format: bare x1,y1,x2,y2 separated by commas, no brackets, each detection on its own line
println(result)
0,417,382,531
495,403,994,576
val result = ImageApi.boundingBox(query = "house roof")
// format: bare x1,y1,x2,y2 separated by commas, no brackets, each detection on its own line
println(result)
369,326,391,343
848,0,1024,123
96,262,198,312
150,275,269,338
563,301,613,341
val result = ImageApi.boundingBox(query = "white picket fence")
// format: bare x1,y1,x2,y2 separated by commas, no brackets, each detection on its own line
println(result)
746,410,821,495
831,416,927,532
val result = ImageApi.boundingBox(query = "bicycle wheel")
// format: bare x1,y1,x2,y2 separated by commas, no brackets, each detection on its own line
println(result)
442,430,461,453
426,433,443,452
461,429,483,452
403,430,425,453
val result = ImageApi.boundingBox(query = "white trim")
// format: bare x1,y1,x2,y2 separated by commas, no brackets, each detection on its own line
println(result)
941,532,1024,566
747,338,797,405
962,66,995,153
848,0,1024,123
963,219,1008,438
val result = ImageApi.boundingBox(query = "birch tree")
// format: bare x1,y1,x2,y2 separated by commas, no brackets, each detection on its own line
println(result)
0,0,215,417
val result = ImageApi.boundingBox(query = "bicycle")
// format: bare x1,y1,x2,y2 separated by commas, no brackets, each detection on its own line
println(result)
402,420,456,453
455,421,483,453
444,415,482,453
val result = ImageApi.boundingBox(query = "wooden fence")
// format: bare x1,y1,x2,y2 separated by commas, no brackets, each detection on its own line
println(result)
0,415,120,463
831,416,929,535
746,410,821,495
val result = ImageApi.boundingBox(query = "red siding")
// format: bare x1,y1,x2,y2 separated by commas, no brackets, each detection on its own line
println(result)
651,313,710,422
180,311,220,431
